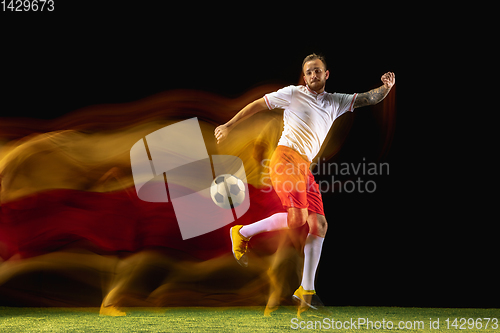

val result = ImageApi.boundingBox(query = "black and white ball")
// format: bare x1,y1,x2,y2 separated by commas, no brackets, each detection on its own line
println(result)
210,174,246,209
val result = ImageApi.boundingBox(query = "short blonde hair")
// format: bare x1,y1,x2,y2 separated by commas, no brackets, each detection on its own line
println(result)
302,53,327,73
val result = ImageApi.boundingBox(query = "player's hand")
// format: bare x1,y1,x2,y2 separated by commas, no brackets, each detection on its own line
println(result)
381,72,395,89
214,124,229,144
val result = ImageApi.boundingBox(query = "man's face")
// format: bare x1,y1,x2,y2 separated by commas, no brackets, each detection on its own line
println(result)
303,59,329,93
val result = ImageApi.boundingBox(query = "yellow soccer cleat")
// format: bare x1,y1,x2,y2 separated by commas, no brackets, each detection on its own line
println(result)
230,225,250,267
293,286,319,316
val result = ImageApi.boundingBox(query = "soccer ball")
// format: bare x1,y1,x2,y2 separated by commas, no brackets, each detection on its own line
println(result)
210,174,246,209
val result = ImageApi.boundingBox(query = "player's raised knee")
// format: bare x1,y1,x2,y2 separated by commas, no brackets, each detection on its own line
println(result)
287,208,308,229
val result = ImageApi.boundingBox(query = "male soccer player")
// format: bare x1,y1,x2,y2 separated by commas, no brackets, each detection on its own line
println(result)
214,54,395,311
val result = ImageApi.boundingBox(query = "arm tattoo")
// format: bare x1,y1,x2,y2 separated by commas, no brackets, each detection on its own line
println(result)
354,85,391,109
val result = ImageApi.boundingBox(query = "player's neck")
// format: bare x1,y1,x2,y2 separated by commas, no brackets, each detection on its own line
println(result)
306,84,325,95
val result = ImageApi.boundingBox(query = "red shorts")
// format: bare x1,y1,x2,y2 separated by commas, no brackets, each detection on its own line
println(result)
269,146,324,215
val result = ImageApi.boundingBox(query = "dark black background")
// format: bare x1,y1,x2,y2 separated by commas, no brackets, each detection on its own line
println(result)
1,3,489,308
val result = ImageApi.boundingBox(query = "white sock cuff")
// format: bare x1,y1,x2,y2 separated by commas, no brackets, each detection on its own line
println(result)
239,212,288,239
306,233,325,244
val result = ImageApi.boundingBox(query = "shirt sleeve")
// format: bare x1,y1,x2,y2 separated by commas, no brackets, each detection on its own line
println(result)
264,85,295,110
333,92,358,118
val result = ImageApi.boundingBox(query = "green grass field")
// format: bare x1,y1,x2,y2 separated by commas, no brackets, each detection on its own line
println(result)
1,306,500,332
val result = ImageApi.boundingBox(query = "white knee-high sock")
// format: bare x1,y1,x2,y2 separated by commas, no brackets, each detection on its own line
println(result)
301,233,324,291
239,212,288,239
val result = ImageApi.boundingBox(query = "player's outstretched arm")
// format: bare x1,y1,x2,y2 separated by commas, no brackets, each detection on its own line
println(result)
353,72,395,109
214,97,268,144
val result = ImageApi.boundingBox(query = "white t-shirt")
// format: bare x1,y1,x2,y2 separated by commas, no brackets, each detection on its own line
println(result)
264,85,357,162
